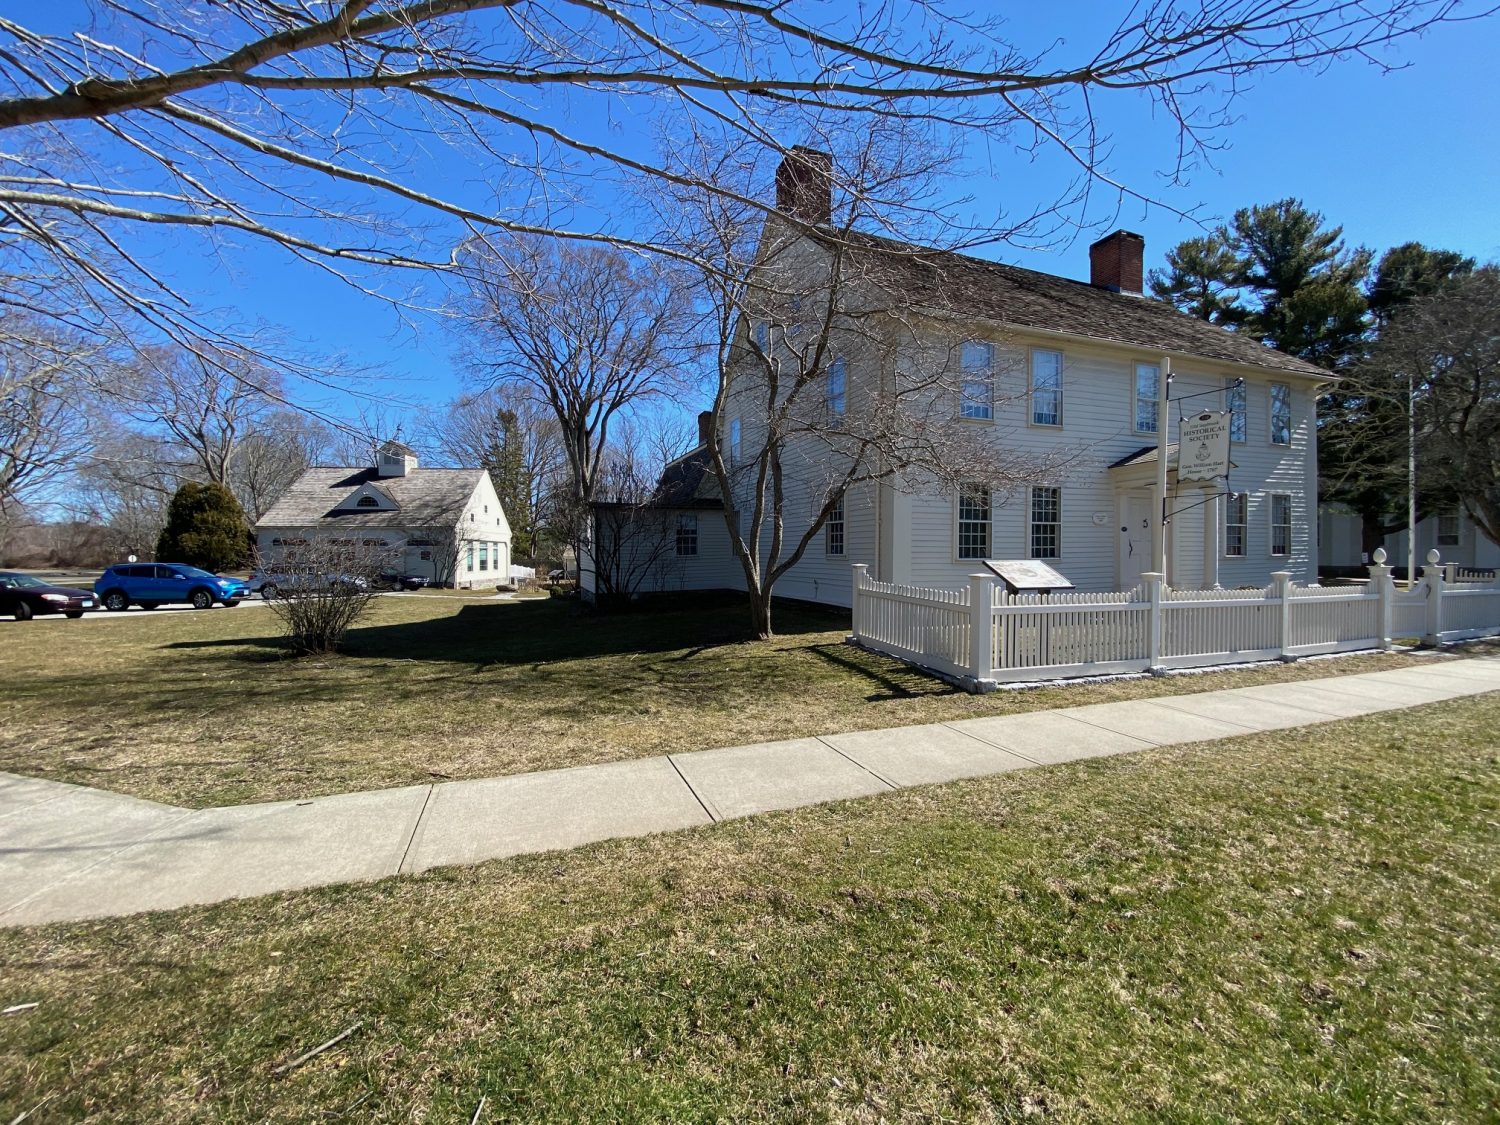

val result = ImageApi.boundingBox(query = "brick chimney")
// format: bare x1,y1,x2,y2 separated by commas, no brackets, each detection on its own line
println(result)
775,146,833,225
1088,230,1145,295
697,410,713,448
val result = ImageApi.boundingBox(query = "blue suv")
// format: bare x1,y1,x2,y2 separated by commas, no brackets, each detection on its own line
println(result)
94,563,251,612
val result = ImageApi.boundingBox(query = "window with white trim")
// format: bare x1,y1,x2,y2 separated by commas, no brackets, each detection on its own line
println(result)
960,341,993,420
1225,378,1247,443
1031,349,1062,426
1270,493,1291,556
1029,486,1061,559
1270,383,1291,445
676,513,698,556
957,486,991,560
1437,511,1461,546
825,492,845,556
827,357,846,420
728,417,741,465
466,544,474,570
1224,493,1247,557
478,544,489,571
1134,363,1159,434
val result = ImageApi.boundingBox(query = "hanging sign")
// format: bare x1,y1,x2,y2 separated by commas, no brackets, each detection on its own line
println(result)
1178,410,1231,482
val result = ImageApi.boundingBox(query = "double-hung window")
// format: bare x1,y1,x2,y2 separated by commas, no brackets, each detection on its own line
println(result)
1134,363,1159,434
825,492,845,556
1224,493,1248,557
676,513,698,557
957,486,991,560
478,544,489,572
827,357,847,421
1029,486,1061,559
1031,349,1062,426
1269,494,1291,556
1225,378,1247,443
1269,383,1291,446
1437,511,1461,547
960,341,993,420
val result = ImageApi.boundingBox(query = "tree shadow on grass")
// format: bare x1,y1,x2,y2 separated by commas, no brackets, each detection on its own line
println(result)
166,594,848,668
806,641,957,703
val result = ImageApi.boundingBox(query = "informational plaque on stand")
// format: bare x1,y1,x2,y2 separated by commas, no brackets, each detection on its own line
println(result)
982,559,1075,594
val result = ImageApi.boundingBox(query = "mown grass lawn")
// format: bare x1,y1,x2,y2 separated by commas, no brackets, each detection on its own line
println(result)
1,592,1496,807
2,697,1497,1122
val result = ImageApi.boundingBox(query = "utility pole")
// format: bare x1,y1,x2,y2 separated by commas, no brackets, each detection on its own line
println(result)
1407,370,1417,587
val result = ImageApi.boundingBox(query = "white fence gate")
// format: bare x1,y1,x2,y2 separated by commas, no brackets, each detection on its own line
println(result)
850,548,1500,692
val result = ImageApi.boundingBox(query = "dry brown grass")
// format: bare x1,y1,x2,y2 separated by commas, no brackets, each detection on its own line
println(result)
2,593,1494,807
2,697,1496,1121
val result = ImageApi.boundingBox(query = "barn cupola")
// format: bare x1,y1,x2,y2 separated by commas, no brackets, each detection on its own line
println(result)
376,439,418,478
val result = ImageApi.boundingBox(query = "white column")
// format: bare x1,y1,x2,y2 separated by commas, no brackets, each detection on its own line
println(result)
850,563,868,641
968,573,995,684
1202,487,1220,590
1422,549,1445,645
1367,546,1393,650
1272,571,1294,660
1142,570,1165,672
1152,357,1171,576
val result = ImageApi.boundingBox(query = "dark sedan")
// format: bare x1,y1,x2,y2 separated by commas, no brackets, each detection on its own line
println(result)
0,572,97,620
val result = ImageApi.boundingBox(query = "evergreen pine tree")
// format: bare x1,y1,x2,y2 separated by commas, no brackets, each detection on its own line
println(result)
156,481,250,571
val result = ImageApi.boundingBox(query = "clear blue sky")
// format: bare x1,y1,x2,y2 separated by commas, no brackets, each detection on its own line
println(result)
23,4,1500,420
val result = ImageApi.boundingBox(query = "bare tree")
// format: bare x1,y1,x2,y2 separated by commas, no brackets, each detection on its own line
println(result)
0,3,1474,343
230,409,335,521
106,344,282,486
422,385,563,556
0,313,98,515
456,233,691,512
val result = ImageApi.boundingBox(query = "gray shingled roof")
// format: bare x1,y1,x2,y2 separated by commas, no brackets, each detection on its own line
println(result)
653,448,723,508
256,467,484,529
837,230,1329,379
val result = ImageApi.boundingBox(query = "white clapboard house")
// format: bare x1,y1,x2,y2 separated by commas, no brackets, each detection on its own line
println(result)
256,441,512,588
583,150,1329,607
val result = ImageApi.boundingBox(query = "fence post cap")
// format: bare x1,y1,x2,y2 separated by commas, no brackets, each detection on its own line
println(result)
1426,549,1441,565
1372,547,1387,564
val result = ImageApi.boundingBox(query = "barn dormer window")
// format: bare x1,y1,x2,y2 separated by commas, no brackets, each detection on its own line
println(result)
357,495,379,508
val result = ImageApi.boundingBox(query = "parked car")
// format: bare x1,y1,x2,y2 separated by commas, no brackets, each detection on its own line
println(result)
252,571,371,599
94,563,250,612
378,572,429,591
0,571,96,620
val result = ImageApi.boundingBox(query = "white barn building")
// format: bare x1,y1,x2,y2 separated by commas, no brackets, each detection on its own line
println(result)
256,441,512,588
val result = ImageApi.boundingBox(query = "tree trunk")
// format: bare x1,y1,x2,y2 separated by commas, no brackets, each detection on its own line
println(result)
749,586,774,640
1360,511,1389,560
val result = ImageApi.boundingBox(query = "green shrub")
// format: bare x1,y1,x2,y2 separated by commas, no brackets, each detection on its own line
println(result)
156,482,250,571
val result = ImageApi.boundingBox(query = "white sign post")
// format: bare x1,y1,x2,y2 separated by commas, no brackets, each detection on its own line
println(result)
1178,410,1232,483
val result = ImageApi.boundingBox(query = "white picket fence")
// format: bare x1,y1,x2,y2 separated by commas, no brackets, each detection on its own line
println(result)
850,548,1500,692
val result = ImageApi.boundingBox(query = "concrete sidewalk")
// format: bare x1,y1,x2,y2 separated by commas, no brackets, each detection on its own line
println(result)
4,657,1498,927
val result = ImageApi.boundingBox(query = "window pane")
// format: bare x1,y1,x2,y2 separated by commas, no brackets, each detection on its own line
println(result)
1224,493,1247,557
959,342,992,420
1270,384,1291,445
1226,380,1247,442
826,492,845,556
827,357,846,417
1031,350,1062,426
676,513,698,556
957,486,990,560
1270,494,1291,555
1135,363,1159,433
1029,486,1060,559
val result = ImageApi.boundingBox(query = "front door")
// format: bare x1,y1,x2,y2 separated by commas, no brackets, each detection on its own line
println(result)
1120,495,1151,590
